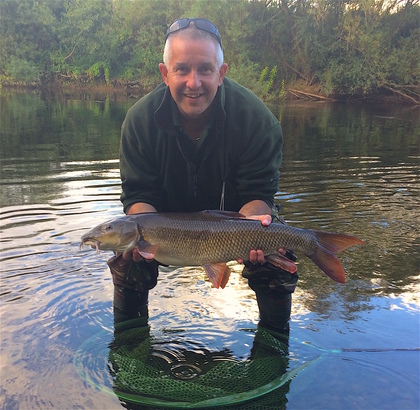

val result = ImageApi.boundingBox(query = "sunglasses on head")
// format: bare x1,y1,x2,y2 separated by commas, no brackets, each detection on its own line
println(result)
165,18,222,47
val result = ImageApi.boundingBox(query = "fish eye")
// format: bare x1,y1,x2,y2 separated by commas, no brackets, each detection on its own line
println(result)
101,224,113,232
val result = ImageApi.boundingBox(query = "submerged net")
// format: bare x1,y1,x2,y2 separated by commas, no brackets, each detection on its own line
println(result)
107,324,314,409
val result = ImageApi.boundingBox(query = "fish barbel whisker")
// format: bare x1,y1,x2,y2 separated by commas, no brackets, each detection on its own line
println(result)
80,239,100,252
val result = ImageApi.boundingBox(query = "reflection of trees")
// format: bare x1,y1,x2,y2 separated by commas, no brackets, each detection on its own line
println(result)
278,102,419,163
0,93,128,206
276,156,418,316
0,93,128,160
273,102,419,314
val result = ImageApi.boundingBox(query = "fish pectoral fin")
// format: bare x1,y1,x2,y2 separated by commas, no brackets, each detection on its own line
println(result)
203,263,231,289
136,240,159,260
266,254,298,274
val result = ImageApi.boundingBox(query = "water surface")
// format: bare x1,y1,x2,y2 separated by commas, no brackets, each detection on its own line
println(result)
0,92,419,409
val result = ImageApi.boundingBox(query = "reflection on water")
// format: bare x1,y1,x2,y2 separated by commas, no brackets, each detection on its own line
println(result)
101,321,295,408
0,92,419,409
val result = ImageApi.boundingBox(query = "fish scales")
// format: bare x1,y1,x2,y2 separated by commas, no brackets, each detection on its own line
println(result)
135,213,318,265
81,211,364,286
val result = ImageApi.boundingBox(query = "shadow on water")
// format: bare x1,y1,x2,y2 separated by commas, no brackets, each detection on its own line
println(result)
0,92,419,409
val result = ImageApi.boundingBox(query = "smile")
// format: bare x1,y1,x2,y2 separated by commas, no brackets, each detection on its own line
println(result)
185,93,204,99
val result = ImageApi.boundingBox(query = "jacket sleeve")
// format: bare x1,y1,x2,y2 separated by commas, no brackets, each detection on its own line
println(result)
235,120,283,209
226,87,283,211
119,105,163,213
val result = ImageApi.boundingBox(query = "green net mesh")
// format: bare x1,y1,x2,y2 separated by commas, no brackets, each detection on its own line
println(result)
106,324,315,409
74,318,322,409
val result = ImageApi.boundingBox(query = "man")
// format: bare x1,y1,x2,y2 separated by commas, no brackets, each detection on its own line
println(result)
109,18,298,331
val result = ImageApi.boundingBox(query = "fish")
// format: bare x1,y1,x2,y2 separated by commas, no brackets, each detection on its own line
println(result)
80,210,364,288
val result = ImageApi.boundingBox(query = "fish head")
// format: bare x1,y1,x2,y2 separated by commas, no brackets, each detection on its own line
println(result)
80,217,140,253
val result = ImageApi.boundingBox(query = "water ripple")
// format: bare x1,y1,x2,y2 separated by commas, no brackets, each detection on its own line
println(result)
1,99,419,409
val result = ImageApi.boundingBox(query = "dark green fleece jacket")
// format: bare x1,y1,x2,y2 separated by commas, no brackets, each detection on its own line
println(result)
119,77,283,213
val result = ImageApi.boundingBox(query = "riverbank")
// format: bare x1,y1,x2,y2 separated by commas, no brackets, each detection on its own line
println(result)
1,79,419,106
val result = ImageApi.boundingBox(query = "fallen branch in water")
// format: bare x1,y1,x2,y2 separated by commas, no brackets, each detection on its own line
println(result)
382,85,420,105
288,88,336,101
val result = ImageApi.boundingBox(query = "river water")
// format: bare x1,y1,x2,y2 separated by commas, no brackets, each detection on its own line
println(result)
0,91,419,409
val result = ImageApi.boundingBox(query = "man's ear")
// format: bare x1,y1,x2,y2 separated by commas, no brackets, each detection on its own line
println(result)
218,63,228,86
159,63,169,85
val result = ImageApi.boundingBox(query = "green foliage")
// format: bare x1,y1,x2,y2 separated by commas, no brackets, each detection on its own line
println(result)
258,65,279,100
279,79,286,100
0,0,418,101
87,62,110,85
227,58,266,96
0,0,58,82
260,66,277,92
2,56,41,82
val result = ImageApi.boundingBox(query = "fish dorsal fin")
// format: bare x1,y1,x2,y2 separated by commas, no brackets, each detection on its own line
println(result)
199,210,246,220
203,263,232,289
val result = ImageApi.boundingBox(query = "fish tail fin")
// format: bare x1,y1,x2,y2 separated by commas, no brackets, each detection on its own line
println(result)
308,247,346,283
309,231,365,283
314,231,365,254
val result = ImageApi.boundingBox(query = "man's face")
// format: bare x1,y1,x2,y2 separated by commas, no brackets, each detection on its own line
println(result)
159,37,228,122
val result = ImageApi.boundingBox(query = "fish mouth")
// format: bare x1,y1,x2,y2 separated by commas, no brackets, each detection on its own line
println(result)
80,238,100,251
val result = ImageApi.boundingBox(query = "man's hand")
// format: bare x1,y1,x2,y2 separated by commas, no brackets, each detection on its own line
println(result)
237,211,297,274
120,202,157,262
242,214,272,264
121,248,151,262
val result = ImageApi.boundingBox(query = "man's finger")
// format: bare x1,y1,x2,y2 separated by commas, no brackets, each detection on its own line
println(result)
249,249,266,264
261,215,271,226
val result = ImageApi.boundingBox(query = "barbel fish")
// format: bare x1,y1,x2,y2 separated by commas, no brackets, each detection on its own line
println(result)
80,210,364,288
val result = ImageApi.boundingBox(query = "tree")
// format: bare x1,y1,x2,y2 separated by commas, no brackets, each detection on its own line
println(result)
0,0,418,102
0,0,58,82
